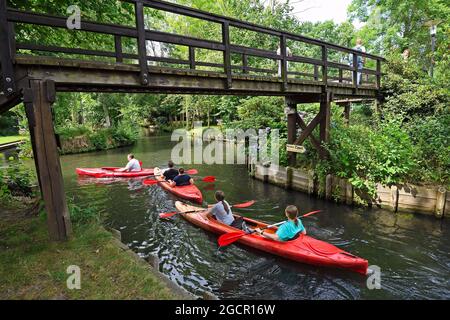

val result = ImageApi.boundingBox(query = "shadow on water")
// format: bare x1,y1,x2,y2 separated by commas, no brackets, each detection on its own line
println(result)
59,136,450,300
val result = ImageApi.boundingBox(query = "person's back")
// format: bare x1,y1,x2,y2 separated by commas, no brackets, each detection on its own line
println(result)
211,200,234,226
163,160,178,181
172,168,192,186
276,219,304,241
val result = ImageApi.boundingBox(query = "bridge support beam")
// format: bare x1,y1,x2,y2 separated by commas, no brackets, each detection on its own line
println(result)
23,80,72,241
286,102,297,167
319,91,332,159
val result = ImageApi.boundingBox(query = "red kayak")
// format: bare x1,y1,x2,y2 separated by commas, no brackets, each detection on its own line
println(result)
156,176,203,204
76,167,155,178
175,202,369,275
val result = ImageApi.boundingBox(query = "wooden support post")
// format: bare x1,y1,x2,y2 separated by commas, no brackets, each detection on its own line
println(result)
325,174,332,200
114,35,123,63
24,80,72,241
319,92,331,159
391,185,399,213
222,21,232,88
242,54,248,74
286,102,297,167
376,59,381,89
346,180,354,205
0,0,16,95
285,167,293,190
189,46,196,70
280,35,288,91
343,102,351,126
322,46,328,85
135,1,149,85
435,187,446,219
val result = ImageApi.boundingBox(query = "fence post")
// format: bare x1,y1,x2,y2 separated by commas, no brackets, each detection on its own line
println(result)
322,46,328,85
135,1,149,85
0,0,16,95
435,187,447,219
222,21,232,88
280,35,288,91
114,35,123,63
189,46,196,70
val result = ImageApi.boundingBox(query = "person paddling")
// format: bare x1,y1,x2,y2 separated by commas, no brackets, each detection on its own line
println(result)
161,160,178,181
117,154,141,172
255,205,306,241
200,190,235,226
170,168,194,187
200,191,249,230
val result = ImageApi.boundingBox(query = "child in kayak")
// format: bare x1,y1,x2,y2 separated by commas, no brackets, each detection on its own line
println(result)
162,160,178,181
255,205,306,241
170,168,194,187
200,191,250,230
117,154,141,172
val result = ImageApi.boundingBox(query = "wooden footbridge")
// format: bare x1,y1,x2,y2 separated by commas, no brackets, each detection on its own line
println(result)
0,0,384,240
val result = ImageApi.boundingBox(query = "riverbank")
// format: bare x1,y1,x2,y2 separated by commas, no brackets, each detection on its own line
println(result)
0,200,187,299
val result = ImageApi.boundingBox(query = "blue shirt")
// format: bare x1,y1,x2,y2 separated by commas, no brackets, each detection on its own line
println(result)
173,174,192,186
276,220,304,241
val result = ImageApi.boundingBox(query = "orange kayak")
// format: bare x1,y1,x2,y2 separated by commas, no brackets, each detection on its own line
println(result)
175,201,369,275
157,176,203,204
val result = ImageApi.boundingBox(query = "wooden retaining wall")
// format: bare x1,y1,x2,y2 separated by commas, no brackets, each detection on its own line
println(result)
248,161,448,219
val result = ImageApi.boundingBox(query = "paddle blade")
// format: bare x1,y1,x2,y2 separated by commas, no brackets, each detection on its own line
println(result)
232,200,255,208
217,231,247,247
202,176,216,183
186,169,198,175
143,179,159,185
159,211,178,219
301,210,322,218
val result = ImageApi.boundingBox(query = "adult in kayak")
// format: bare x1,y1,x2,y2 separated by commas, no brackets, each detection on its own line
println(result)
200,190,249,230
161,160,179,181
169,168,194,187
255,205,306,241
116,154,142,172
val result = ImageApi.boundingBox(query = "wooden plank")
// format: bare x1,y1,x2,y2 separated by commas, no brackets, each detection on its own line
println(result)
135,1,149,85
189,46,196,70
294,109,323,146
319,92,331,144
114,35,123,63
0,0,16,95
222,21,232,88
286,102,297,166
27,80,72,241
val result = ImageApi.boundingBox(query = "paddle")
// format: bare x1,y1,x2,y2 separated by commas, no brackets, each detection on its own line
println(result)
217,210,322,247
143,174,214,185
159,201,256,219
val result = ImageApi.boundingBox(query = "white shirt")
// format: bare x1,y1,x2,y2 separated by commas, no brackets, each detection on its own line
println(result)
125,159,141,172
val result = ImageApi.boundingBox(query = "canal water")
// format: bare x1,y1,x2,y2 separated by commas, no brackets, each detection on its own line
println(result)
61,136,450,300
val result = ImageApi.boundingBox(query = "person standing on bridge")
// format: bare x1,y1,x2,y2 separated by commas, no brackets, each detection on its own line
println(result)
350,38,366,85
117,154,142,172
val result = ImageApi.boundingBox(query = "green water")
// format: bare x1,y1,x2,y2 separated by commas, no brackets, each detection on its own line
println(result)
59,136,450,300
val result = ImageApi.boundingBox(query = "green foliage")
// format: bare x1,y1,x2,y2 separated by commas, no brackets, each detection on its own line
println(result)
0,158,36,202
67,199,102,226
405,115,450,184
381,55,449,120
232,96,285,130
324,118,418,196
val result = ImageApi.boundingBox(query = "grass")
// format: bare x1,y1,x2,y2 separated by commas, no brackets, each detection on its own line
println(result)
0,136,28,145
0,204,182,300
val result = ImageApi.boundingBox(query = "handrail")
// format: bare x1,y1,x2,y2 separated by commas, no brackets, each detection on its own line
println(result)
1,0,384,95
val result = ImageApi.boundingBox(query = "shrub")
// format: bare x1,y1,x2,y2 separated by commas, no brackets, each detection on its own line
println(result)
324,118,418,196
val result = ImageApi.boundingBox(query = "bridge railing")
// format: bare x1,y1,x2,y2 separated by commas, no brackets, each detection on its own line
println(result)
1,0,384,96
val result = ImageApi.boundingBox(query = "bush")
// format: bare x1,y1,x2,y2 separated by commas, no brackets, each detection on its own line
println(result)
0,158,37,202
406,115,450,184
324,118,418,196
